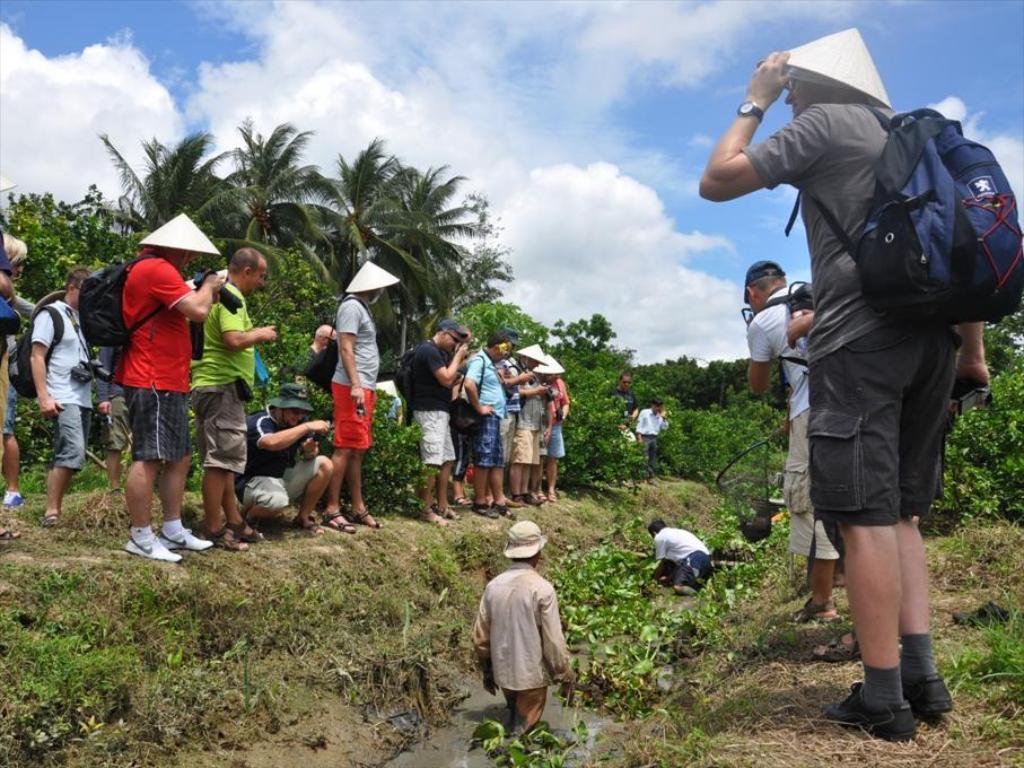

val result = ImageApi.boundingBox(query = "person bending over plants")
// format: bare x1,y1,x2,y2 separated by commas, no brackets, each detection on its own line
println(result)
649,519,712,596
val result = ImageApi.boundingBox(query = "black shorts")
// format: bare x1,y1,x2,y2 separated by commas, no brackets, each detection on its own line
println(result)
808,324,955,526
124,386,191,462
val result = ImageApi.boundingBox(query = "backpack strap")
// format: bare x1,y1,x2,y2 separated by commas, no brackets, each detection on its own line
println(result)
805,194,858,257
124,255,176,343
33,306,64,368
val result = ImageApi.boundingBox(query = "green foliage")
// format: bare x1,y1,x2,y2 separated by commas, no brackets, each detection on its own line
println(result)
458,301,549,348
472,719,589,768
946,606,1024,705
361,394,425,518
942,359,1024,521
559,385,646,488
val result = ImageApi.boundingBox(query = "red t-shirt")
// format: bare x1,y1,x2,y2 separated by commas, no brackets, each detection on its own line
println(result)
115,257,194,392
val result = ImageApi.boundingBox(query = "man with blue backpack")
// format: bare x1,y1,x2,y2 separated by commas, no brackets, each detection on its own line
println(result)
701,28,1020,741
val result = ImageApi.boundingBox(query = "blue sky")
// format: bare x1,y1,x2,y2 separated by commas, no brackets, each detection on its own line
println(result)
2,0,1022,361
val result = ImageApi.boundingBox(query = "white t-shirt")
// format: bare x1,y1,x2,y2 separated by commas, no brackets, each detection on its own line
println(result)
746,287,809,419
654,527,709,563
31,300,93,409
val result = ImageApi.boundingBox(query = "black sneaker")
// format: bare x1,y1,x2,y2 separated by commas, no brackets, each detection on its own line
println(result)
903,674,953,719
824,683,916,742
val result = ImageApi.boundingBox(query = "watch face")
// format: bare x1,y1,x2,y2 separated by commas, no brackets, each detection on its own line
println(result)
740,102,753,115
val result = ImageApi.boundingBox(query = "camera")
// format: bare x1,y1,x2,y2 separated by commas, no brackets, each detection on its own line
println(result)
193,269,242,314
70,360,113,384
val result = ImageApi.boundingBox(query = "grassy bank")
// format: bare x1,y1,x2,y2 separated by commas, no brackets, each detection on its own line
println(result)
0,482,1021,767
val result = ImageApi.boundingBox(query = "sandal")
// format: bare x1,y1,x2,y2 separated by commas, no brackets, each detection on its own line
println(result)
40,514,59,528
452,496,473,508
207,526,250,552
528,493,548,506
0,528,21,540
322,511,357,534
292,516,324,536
794,598,840,623
812,632,859,662
421,508,450,527
232,521,265,543
472,503,499,520
348,509,382,529
493,504,515,519
432,503,458,521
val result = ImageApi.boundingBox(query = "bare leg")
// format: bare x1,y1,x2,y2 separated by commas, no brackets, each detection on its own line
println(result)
529,463,543,495
841,523,901,668
473,467,489,506
348,450,379,526
896,518,930,635
220,477,245,529
436,462,452,514
44,466,74,519
489,468,509,507
298,457,333,519
157,456,190,525
509,463,525,496
325,447,351,515
106,450,123,491
3,435,21,493
810,558,837,606
202,467,232,533
125,460,160,528
545,457,558,498
418,467,438,510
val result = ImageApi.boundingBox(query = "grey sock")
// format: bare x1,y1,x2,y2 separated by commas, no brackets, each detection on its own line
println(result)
901,633,938,683
862,664,904,709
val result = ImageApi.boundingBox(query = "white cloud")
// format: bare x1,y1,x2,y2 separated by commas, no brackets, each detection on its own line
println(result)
928,95,1024,196
0,24,183,202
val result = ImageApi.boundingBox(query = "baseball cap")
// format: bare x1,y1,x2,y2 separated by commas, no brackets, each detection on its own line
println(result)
438,318,470,341
743,260,786,303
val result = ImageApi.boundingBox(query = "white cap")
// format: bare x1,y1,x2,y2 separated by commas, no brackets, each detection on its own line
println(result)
516,344,547,363
139,213,220,255
787,28,891,109
346,261,400,293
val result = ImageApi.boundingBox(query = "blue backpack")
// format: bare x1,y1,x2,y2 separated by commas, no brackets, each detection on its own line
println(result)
805,107,1023,323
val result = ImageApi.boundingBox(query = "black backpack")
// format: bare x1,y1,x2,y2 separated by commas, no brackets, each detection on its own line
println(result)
303,296,369,392
79,255,162,347
393,344,420,422
11,306,63,399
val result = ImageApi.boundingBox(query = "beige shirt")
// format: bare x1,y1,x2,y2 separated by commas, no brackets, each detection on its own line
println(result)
472,562,574,691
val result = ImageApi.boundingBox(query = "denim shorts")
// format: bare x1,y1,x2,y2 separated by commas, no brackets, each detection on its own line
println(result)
809,323,955,526
52,403,92,471
547,424,566,459
472,413,504,468
673,551,713,590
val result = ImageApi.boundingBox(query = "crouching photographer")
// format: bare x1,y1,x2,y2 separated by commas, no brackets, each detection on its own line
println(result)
29,267,96,528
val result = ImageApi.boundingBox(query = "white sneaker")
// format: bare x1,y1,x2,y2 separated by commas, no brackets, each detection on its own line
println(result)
125,536,182,563
159,528,214,552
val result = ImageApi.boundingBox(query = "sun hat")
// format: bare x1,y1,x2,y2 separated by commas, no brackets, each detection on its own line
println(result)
139,213,220,255
270,383,314,411
504,520,548,559
743,260,786,303
0,176,15,193
346,261,400,293
535,355,565,375
438,318,470,341
786,28,891,109
516,344,547,363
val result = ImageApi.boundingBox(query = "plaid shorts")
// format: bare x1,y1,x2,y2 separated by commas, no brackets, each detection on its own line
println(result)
124,386,191,462
472,413,504,468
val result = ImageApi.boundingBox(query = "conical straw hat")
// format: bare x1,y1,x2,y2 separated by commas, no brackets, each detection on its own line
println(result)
0,176,15,193
787,28,890,109
346,260,400,293
535,355,565,375
139,213,220,255
516,344,547,363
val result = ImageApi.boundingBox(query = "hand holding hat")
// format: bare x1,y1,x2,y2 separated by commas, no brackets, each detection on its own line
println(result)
747,52,790,110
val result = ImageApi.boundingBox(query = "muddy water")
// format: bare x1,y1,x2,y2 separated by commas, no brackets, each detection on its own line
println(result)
384,684,610,768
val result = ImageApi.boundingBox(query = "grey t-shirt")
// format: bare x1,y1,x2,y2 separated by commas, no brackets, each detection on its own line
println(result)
31,300,93,409
516,375,546,431
744,104,894,362
332,296,379,388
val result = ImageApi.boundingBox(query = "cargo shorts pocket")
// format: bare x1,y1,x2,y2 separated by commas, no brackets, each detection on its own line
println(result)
808,410,864,512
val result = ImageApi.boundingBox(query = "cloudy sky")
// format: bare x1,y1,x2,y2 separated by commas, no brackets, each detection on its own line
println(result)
2,0,1022,362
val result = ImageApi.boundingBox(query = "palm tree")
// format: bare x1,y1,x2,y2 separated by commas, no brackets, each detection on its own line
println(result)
100,132,233,233
224,120,334,265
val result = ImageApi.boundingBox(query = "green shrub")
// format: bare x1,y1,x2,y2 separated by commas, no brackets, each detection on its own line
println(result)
942,359,1024,522
361,394,424,518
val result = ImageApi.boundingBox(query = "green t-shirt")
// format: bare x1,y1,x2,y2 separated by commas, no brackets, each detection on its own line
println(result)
191,282,255,387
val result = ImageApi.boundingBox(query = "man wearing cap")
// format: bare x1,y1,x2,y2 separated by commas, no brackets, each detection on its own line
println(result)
635,398,669,479
191,247,277,552
411,319,471,525
464,332,515,518
700,29,985,739
508,344,549,506
472,520,575,733
117,214,226,563
236,384,333,535
743,261,841,622
323,261,399,532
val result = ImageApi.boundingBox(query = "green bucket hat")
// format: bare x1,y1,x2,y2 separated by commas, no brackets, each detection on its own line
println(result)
270,383,314,412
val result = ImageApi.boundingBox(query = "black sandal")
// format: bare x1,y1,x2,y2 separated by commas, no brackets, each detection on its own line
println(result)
348,509,382,529
322,511,356,534
207,526,250,552
472,503,499,520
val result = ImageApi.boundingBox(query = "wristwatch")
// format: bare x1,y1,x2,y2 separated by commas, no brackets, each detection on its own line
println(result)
737,101,765,121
